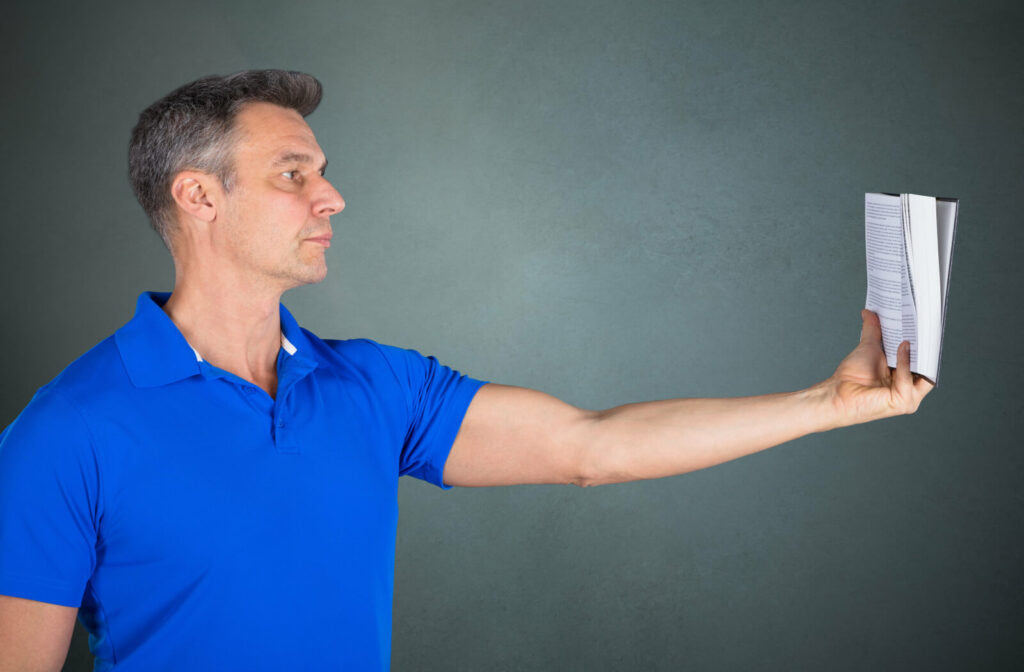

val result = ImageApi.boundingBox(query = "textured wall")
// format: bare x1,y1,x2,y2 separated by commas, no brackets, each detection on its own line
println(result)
2,0,1021,669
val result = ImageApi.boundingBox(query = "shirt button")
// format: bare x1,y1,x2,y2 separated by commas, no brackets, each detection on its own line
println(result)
277,420,285,427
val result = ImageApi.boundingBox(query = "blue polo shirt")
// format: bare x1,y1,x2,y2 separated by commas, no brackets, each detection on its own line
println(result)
0,291,488,670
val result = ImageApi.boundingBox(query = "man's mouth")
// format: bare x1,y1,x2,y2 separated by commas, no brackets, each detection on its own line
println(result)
305,234,333,247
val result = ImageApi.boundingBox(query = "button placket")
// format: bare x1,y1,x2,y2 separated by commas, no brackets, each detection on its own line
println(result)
271,351,315,454
235,382,269,415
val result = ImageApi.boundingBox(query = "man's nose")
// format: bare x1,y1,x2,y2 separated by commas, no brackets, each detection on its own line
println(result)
315,177,345,217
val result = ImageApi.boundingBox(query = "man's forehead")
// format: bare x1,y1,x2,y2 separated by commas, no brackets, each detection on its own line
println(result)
233,102,324,161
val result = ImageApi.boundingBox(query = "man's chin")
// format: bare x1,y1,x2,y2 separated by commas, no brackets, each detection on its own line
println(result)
279,262,328,291
310,261,330,284
299,266,328,286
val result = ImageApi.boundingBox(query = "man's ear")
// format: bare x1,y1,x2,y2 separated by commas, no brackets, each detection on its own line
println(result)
170,171,220,224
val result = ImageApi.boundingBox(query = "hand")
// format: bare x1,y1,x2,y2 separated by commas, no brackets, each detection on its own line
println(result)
817,310,935,428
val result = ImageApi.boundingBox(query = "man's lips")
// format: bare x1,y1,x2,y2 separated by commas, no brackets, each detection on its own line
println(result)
305,234,333,247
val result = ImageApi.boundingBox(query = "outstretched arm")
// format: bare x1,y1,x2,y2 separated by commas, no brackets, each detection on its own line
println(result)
442,310,934,488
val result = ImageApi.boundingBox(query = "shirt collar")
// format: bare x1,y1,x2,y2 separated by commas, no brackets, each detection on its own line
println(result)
185,331,297,362
115,291,316,388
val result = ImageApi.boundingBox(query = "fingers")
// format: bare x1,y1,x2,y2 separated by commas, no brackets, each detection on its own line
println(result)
897,338,913,381
860,309,882,345
893,340,914,401
913,372,936,401
892,338,909,381
894,340,935,413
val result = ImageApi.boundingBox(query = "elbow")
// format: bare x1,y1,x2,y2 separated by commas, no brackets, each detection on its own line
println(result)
568,409,616,488
571,460,628,489
571,458,630,488
569,408,654,488
569,472,600,488
568,473,601,488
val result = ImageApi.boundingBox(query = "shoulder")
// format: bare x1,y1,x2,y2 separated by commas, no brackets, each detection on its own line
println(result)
1,368,102,480
299,331,431,386
7,334,127,420
30,335,132,418
1,332,136,464
298,332,486,413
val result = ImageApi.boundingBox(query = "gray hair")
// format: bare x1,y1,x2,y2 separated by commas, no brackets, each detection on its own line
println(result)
128,69,322,249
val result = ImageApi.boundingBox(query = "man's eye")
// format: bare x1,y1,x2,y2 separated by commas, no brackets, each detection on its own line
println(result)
282,170,299,180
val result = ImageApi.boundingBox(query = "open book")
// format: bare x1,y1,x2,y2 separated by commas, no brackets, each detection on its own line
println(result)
864,193,958,386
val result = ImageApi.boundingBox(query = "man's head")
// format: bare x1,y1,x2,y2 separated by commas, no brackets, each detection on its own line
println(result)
128,70,345,290
129,69,325,250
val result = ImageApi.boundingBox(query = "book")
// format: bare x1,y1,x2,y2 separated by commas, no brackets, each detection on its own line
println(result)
864,192,958,386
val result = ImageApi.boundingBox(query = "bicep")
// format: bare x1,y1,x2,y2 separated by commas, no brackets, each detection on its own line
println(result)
442,383,598,487
0,594,77,672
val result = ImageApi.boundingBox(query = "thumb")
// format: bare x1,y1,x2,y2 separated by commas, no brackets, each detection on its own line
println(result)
892,340,915,411
860,309,882,345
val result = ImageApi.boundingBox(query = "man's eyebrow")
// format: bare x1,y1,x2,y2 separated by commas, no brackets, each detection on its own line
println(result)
271,151,328,173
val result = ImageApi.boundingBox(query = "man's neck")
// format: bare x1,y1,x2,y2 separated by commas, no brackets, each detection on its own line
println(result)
162,277,285,399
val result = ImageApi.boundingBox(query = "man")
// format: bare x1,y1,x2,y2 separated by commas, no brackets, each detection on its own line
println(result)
0,70,932,671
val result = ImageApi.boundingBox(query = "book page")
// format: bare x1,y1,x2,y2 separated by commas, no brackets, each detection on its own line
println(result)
865,193,909,367
906,194,940,381
936,199,957,313
900,236,919,373
933,198,958,385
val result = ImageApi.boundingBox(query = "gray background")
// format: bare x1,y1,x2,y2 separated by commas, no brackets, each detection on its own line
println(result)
2,0,1021,669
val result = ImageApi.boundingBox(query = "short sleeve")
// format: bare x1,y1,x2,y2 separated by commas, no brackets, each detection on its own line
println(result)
368,343,487,489
0,385,101,607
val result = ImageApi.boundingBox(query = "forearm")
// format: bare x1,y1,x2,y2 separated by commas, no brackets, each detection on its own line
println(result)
580,384,838,487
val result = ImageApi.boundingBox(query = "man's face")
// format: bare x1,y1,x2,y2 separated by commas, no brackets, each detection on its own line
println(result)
214,102,345,289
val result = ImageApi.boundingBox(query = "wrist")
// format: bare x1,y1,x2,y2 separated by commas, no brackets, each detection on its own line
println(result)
803,379,846,433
